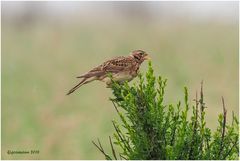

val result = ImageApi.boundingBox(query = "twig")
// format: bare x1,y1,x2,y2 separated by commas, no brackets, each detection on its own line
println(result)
199,81,205,157
112,100,120,114
221,97,227,138
200,80,205,113
112,121,131,153
222,136,238,159
120,154,128,160
109,136,117,160
189,91,199,159
218,96,227,158
119,153,122,160
97,138,104,151
195,91,199,126
92,140,103,153
92,139,112,160
231,111,234,126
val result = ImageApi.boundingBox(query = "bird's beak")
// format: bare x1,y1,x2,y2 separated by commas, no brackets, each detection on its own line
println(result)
144,55,151,60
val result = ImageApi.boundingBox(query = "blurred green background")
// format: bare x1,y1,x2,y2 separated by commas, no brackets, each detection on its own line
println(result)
2,1,238,159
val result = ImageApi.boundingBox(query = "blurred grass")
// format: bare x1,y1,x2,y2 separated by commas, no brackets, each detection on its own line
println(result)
2,20,238,159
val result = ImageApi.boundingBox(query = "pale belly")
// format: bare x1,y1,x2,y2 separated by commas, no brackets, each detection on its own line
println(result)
101,71,137,85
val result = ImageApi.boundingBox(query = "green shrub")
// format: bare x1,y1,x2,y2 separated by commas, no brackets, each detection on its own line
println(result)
93,62,239,160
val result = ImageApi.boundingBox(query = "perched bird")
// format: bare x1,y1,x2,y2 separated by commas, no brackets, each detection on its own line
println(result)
67,50,150,95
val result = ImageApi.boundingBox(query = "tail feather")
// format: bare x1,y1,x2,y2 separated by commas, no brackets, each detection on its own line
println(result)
67,76,98,95
66,78,87,95
76,71,105,79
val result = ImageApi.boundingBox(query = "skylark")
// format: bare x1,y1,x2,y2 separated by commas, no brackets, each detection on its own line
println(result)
67,50,150,95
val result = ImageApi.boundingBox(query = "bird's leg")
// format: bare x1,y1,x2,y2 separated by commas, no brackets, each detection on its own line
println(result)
106,81,123,88
106,82,113,88
106,80,127,88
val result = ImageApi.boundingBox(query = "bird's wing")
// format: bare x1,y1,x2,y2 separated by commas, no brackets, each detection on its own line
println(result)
102,56,133,72
77,56,134,78
76,65,105,78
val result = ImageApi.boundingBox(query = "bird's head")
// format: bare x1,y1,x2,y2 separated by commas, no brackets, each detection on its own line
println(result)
130,50,151,63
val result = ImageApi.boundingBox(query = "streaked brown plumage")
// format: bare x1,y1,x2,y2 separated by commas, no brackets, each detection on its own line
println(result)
67,50,150,95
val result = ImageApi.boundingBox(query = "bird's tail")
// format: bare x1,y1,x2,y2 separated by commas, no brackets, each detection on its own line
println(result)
66,78,87,95
66,77,97,95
